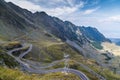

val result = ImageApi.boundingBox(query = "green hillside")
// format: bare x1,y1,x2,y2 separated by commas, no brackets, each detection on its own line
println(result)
0,66,81,80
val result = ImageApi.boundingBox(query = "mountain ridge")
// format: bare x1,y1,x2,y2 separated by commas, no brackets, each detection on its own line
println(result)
0,0,110,44
0,0,112,61
1,0,120,80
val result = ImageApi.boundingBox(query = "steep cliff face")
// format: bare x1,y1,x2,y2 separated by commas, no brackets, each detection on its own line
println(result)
33,13,89,44
0,0,36,39
79,26,111,42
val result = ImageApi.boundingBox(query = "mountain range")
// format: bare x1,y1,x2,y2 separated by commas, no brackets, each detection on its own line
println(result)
0,0,112,60
0,0,112,68
0,0,120,80
0,0,109,42
110,38,120,46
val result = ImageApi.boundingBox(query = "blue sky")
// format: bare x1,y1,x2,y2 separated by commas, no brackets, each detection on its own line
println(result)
5,0,120,38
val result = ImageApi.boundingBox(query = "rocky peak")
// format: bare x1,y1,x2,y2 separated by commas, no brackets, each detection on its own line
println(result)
79,26,111,42
34,11,48,17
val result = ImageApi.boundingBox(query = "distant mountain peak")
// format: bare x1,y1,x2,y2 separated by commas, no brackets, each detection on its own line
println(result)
64,21,75,25
34,11,48,16
80,26,111,42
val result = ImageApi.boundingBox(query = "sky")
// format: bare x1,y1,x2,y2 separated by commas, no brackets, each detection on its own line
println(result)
5,0,120,38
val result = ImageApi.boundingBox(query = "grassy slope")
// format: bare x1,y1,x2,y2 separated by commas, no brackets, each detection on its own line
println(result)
73,55,120,80
0,43,19,68
89,65,120,80
0,39,120,80
0,66,81,80
24,43,80,62
23,41,120,80
0,40,81,80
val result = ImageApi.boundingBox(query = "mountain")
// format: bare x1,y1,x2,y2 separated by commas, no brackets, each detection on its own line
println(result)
0,0,110,43
0,0,35,38
0,0,112,61
110,38,120,46
80,26,111,42
1,0,120,79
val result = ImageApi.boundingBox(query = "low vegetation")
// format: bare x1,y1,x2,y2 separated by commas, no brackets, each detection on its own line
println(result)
91,42,103,49
0,66,81,80
88,64,120,80
23,42,120,80
0,40,120,80
0,45,19,68
3,41,22,50
24,43,80,62
73,55,120,80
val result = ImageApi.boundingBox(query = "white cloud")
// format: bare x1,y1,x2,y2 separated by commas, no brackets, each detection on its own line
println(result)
5,0,84,16
90,0,100,5
47,2,84,16
34,0,66,6
5,0,43,12
83,7,100,15
101,15,120,23
47,6,77,16
49,0,65,3
66,0,74,6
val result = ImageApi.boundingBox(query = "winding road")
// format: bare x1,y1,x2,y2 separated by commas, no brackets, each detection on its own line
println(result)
23,59,65,69
19,44,32,59
7,43,90,80
73,60,106,80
